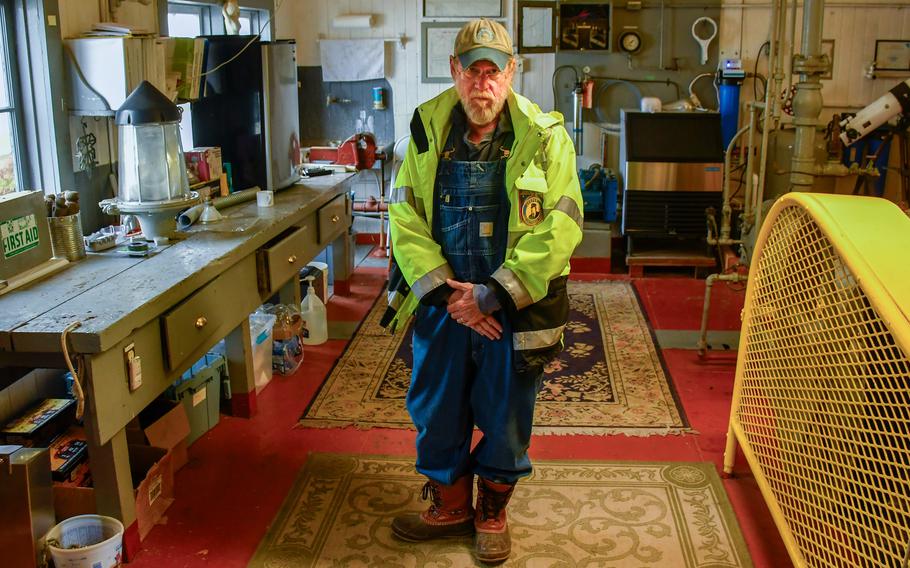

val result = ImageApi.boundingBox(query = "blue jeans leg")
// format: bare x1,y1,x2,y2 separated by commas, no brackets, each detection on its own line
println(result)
470,321,544,484
407,304,474,485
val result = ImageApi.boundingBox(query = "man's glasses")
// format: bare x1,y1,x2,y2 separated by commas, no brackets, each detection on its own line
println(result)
459,65,505,81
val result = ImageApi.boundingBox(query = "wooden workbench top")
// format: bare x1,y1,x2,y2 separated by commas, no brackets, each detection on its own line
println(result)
1,174,355,354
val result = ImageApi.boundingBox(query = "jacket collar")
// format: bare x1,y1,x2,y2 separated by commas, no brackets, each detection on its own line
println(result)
418,88,562,147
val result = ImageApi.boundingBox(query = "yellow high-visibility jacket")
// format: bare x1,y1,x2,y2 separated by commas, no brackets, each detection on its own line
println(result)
386,87,583,367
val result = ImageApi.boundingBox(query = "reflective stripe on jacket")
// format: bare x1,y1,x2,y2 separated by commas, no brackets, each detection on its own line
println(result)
385,88,583,356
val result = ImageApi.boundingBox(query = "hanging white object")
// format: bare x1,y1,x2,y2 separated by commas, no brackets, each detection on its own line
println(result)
332,14,374,29
300,276,328,345
223,0,241,35
691,17,717,65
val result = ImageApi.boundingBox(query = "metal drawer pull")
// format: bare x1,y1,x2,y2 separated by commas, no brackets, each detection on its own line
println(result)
331,215,340,223
288,255,298,264
195,316,208,329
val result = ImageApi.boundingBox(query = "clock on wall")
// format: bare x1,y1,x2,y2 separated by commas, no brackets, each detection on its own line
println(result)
618,30,642,54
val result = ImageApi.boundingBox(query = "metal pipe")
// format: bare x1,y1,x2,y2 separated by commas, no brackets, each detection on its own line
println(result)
573,82,584,154
587,75,682,101
789,0,826,191
720,124,752,241
753,0,784,235
659,0,666,70
785,0,798,96
696,272,748,357
741,103,759,234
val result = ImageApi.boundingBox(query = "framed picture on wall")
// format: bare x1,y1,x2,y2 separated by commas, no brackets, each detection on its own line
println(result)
518,1,556,54
422,22,466,83
423,0,502,18
874,39,910,73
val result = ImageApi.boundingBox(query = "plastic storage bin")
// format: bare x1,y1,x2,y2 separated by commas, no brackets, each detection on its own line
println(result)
168,353,226,444
250,314,277,393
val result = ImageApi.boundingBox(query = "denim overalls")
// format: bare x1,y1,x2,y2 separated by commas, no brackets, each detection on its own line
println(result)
406,127,544,486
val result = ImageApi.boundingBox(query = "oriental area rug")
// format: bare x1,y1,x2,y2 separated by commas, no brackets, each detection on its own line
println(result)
247,454,753,568
300,281,687,435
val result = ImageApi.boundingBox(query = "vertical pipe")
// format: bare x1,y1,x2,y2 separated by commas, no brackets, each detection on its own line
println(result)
721,125,751,241
696,274,717,356
789,0,826,191
753,0,784,235
785,0,798,96
573,83,584,155
742,103,758,233
659,0,665,70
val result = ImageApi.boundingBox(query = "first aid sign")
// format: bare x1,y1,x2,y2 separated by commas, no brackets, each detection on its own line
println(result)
1,214,40,259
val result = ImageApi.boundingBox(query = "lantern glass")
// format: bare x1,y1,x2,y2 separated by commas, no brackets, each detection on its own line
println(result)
118,121,190,204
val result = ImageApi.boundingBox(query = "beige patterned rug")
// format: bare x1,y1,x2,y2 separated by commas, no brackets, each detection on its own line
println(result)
300,281,686,435
248,454,753,568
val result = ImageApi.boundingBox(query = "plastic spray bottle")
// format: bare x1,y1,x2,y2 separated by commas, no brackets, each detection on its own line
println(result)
300,275,327,345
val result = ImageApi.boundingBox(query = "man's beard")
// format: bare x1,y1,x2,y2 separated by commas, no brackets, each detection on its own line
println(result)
458,86,507,126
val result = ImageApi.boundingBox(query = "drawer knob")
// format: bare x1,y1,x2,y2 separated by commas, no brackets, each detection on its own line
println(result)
331,215,340,223
288,255,298,264
195,316,208,329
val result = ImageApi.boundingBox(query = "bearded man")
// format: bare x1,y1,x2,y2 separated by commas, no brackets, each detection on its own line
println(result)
384,18,583,565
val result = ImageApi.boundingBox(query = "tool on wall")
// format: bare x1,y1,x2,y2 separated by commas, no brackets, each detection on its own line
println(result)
691,16,717,65
309,133,379,170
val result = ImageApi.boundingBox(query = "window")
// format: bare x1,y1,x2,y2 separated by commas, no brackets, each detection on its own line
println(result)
0,0,24,195
239,8,269,40
166,2,270,40
167,2,206,38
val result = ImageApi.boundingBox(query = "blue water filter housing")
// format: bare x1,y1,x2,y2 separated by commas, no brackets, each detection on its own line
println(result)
718,59,746,149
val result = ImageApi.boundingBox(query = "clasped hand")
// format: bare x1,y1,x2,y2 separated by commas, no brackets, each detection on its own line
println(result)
445,279,503,340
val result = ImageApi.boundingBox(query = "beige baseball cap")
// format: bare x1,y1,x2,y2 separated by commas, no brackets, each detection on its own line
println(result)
453,19,513,70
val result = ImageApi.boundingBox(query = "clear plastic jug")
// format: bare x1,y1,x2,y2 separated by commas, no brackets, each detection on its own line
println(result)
300,276,327,345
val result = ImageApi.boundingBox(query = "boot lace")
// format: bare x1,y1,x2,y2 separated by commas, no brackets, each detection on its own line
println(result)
478,484,514,521
421,481,442,512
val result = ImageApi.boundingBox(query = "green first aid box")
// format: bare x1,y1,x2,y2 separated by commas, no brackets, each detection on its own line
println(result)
0,191,54,283
168,353,226,445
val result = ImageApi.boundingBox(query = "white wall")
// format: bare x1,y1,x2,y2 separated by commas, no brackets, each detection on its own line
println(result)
273,0,555,141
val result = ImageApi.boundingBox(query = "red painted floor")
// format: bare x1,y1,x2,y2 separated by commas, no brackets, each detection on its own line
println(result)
130,265,792,568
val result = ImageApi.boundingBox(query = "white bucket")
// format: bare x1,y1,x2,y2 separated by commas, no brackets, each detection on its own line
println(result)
45,514,124,568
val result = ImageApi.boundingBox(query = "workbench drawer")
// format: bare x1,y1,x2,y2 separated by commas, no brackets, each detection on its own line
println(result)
161,258,257,370
256,222,318,295
317,193,348,245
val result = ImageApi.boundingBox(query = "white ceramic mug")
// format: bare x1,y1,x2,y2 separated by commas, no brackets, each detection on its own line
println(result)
257,190,275,207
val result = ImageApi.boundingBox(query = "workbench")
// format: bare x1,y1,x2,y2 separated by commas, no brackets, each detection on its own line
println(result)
0,174,355,557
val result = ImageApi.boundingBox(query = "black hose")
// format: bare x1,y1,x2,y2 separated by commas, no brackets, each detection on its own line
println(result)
754,41,771,101
592,80,643,125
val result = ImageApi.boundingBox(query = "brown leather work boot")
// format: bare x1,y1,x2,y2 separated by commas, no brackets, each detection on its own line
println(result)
391,475,474,541
473,478,516,565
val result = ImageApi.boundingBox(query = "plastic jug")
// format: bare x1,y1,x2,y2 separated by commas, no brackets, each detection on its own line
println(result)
300,276,327,345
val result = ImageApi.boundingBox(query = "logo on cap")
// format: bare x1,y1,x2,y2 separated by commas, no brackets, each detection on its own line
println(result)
475,27,494,44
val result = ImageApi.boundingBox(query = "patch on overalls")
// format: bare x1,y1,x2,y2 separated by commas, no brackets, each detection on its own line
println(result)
479,222,493,237
519,191,544,226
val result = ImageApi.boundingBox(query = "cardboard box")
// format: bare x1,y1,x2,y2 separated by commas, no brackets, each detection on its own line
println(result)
185,147,223,183
53,444,175,540
126,398,190,472
2,398,76,448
